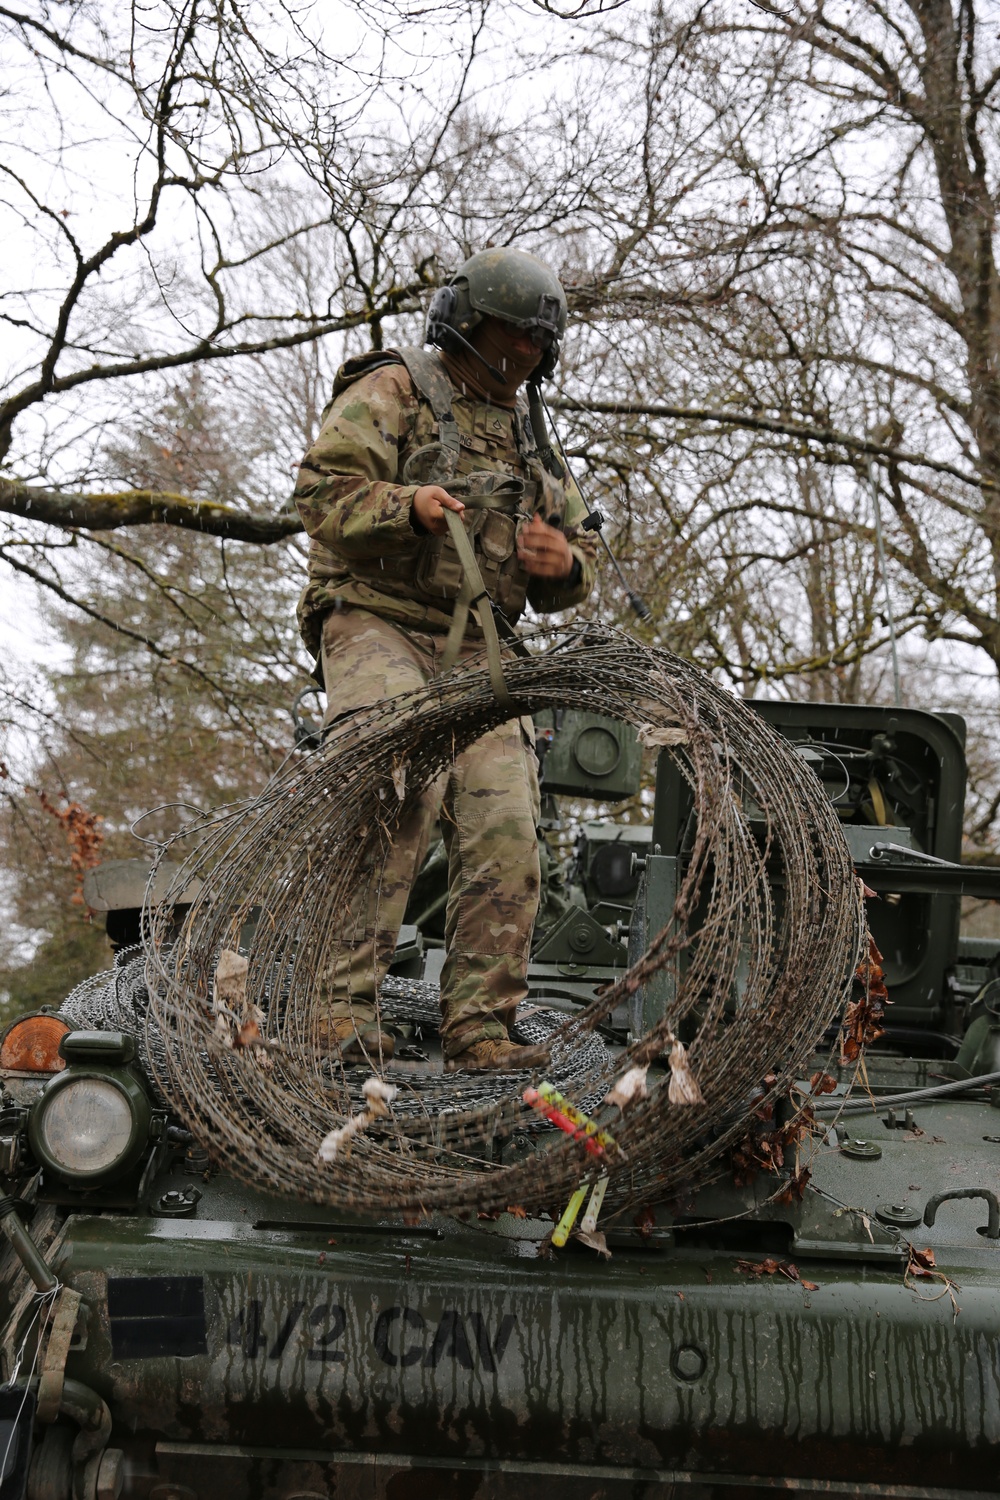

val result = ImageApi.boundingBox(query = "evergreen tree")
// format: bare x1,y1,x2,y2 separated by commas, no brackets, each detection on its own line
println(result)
0,373,311,1016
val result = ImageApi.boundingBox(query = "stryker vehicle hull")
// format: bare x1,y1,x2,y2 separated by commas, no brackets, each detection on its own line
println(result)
15,1193,1000,1499
4,701,1000,1499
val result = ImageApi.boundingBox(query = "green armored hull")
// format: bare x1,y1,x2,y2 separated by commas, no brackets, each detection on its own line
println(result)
3,698,1000,1499
9,1142,1000,1499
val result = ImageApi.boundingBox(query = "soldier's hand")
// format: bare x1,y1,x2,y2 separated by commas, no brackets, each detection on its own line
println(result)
517,513,574,579
412,485,465,536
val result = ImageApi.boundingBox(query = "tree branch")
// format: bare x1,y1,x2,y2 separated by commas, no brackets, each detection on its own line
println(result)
553,398,992,490
0,480,302,542
0,293,424,446
0,5,126,75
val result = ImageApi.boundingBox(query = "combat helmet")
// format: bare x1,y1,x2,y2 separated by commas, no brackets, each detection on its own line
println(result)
426,247,568,379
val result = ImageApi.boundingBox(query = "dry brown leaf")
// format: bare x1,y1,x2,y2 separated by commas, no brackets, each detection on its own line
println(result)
634,1206,656,1240
575,1228,611,1259
775,1165,811,1203
809,1070,838,1096
213,948,248,1012
235,1016,262,1049
667,1040,704,1105
903,1246,961,1316
637,723,689,748
908,1246,937,1276
737,1257,804,1282
212,952,272,1064
843,934,890,1061
605,1063,650,1111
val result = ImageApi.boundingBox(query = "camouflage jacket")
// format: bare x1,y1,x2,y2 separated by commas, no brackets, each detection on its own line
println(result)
293,347,596,656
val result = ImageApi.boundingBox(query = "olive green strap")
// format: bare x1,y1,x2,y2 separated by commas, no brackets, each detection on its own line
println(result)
440,508,513,712
394,346,463,478
441,575,473,674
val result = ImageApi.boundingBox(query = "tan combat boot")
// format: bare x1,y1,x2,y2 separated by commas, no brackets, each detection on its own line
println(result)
444,1037,550,1074
320,1009,395,1064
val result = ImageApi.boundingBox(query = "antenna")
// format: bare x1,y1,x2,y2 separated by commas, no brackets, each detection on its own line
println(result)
533,384,651,622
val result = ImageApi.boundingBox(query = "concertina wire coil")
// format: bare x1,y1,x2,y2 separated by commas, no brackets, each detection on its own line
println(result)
136,626,865,1220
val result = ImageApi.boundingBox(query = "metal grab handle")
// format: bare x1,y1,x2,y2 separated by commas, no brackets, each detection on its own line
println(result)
923,1188,1000,1239
869,841,956,867
0,1194,58,1292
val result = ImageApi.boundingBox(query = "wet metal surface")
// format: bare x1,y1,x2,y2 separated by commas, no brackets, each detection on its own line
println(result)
57,1209,1000,1495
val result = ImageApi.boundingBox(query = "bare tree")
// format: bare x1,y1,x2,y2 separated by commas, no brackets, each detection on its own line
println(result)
8,0,1000,699
10,0,1000,986
554,0,1000,692
0,0,497,538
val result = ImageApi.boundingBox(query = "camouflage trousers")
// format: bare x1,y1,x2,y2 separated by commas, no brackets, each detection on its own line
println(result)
319,606,541,1058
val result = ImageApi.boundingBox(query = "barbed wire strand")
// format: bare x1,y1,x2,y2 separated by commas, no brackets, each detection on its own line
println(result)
78,626,864,1219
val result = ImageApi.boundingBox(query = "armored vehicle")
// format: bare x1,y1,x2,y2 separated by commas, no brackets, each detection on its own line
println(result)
2,691,1000,1500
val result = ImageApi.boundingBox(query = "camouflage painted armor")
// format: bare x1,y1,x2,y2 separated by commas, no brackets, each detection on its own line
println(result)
294,347,596,657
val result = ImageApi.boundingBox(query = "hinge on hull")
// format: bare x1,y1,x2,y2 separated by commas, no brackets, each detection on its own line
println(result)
36,1285,83,1422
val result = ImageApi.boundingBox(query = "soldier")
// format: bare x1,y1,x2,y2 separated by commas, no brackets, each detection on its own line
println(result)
293,248,596,1072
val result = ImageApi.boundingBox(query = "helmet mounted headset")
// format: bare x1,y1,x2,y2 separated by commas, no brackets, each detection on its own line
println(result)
425,248,567,385
424,249,650,618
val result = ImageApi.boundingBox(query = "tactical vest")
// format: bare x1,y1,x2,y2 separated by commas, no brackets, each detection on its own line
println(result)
324,345,566,623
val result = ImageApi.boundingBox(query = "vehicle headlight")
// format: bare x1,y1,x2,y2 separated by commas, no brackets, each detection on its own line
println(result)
37,1078,135,1175
27,1031,152,1185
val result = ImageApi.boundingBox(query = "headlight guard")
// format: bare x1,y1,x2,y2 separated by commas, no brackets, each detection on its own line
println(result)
27,1032,152,1186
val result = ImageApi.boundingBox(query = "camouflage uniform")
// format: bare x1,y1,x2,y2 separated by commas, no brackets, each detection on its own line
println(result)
293,348,595,1057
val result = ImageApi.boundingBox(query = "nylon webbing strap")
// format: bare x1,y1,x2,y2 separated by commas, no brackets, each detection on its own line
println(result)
455,490,526,514
440,509,513,711
396,347,462,476
492,605,532,659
